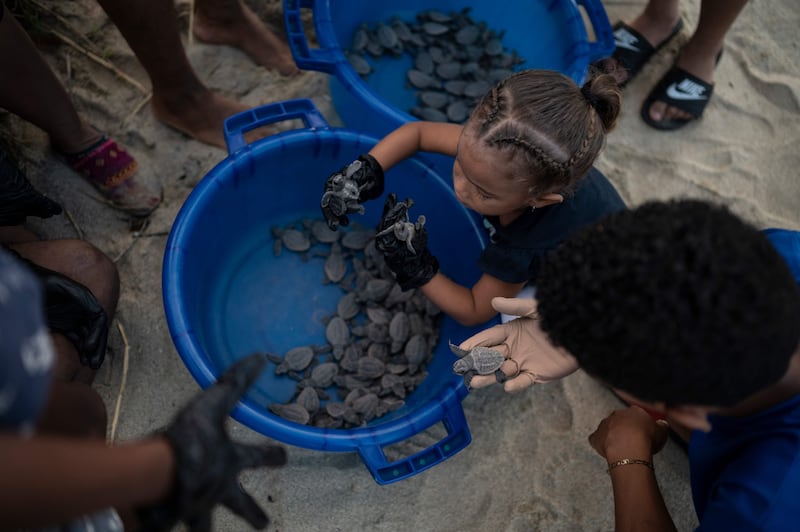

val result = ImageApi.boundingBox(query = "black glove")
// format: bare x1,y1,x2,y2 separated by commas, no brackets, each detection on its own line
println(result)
375,193,439,291
0,150,62,226
5,247,109,369
137,353,287,532
320,153,384,230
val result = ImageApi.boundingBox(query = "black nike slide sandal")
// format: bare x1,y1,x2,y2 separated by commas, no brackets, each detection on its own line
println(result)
593,19,684,88
640,49,722,131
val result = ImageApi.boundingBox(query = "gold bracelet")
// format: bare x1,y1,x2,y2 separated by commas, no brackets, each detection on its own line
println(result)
606,458,654,474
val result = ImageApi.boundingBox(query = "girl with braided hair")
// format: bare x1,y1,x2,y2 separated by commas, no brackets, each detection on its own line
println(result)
321,69,626,326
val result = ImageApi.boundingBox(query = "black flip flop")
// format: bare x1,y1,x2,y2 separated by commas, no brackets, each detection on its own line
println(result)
594,19,684,88
640,63,717,131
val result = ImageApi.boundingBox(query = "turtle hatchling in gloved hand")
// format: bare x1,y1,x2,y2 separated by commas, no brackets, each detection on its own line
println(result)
449,341,507,387
321,153,384,230
455,297,579,393
136,353,287,532
375,193,439,291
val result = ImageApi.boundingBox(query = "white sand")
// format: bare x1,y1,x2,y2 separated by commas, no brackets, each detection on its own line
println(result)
9,0,799,530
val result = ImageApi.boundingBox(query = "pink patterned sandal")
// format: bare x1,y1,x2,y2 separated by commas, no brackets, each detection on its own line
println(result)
61,136,162,217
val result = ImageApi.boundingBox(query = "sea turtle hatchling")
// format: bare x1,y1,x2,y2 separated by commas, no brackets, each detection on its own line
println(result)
336,291,360,320
449,342,508,385
376,213,427,254
310,219,340,243
279,228,311,253
324,242,347,284
269,402,311,425
341,227,373,250
272,346,315,375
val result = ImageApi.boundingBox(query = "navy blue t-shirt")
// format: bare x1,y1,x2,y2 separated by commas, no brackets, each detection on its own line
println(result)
478,167,626,284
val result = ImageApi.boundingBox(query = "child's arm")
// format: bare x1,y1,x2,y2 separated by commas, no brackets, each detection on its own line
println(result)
421,272,526,326
588,407,677,532
321,121,461,230
0,354,286,532
375,194,523,326
368,121,462,170
0,436,174,530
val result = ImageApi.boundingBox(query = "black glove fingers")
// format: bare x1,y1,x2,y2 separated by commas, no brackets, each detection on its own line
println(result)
220,485,269,530
186,512,213,532
235,442,288,469
212,354,268,413
380,192,398,219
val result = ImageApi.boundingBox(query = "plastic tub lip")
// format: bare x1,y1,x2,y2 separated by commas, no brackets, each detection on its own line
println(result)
163,121,485,453
284,0,615,127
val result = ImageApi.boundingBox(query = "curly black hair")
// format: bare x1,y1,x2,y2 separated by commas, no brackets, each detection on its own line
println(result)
536,199,800,406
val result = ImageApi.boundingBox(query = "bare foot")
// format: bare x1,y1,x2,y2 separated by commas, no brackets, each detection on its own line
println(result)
151,86,261,149
645,40,721,124
193,0,299,76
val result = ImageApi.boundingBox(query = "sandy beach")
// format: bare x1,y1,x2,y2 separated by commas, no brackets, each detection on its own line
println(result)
6,0,799,530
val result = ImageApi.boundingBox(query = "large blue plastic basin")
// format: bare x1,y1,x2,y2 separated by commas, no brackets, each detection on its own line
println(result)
284,0,614,140
162,99,497,484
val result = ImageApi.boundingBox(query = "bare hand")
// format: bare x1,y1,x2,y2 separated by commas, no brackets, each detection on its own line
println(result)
589,406,669,462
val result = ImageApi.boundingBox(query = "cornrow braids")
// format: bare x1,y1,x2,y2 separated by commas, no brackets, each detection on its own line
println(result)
489,135,570,181
564,110,597,170
474,80,508,137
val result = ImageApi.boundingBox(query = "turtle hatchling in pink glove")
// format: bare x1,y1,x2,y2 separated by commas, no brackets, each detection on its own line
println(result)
455,297,579,393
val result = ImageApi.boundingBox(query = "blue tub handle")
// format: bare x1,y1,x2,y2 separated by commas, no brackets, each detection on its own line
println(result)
356,391,471,485
575,0,615,62
283,0,342,73
223,98,330,155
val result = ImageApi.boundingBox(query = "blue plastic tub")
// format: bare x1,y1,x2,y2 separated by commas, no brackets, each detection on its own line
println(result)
162,99,497,485
284,0,614,139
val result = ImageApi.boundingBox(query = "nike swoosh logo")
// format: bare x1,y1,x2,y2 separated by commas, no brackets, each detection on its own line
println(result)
665,83,708,101
614,40,641,52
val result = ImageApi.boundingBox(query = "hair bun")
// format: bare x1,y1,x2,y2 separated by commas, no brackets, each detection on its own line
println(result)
580,71,622,132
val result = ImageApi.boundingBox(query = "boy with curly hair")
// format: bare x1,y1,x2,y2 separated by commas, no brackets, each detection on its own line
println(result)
458,199,800,530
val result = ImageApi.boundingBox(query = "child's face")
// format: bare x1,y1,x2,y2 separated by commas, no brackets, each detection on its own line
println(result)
452,130,532,217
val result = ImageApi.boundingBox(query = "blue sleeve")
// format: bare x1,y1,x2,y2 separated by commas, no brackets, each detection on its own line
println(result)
695,436,800,531
0,249,54,434
762,229,800,285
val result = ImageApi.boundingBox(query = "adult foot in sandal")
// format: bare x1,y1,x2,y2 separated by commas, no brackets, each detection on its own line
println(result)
58,132,162,217
641,42,722,129
193,0,299,77
638,0,750,130
595,2,683,87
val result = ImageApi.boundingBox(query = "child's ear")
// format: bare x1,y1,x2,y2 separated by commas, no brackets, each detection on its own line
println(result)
530,193,564,208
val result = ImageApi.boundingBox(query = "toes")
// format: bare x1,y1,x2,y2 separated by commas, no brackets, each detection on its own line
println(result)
647,100,668,122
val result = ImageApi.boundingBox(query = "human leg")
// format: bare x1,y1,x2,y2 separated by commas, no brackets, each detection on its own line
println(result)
1,230,118,438
2,231,119,380
0,8,98,153
194,0,298,75
0,10,162,215
95,0,261,149
193,0,298,76
642,0,749,127
597,0,682,86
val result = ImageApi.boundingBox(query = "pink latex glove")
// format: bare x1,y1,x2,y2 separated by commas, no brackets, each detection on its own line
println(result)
457,297,579,392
